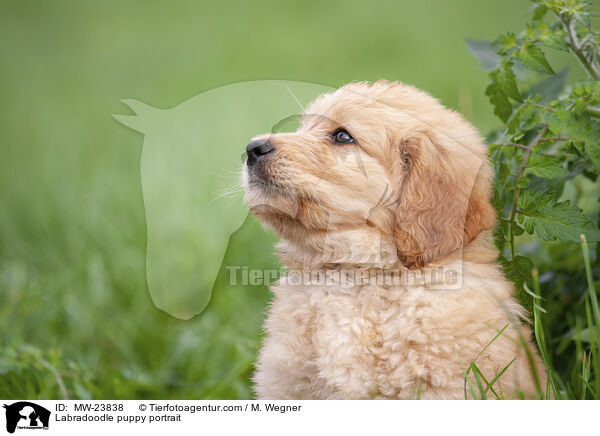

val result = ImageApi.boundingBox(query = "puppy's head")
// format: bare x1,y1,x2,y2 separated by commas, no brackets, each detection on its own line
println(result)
243,81,496,269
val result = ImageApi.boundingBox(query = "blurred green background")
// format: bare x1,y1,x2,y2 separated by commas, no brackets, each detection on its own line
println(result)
0,0,551,399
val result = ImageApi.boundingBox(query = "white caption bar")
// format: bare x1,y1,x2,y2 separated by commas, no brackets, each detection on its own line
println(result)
0,400,594,436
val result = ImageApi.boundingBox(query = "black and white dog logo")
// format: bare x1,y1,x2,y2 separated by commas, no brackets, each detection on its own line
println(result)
3,402,50,433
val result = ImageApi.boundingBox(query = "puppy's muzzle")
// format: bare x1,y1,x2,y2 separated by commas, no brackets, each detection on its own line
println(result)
246,139,274,167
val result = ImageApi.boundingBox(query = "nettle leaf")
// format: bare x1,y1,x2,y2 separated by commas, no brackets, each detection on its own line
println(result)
512,224,525,236
498,161,511,180
466,39,501,71
529,21,569,52
501,143,517,158
528,172,569,199
525,153,568,179
485,81,513,122
493,33,518,54
585,140,600,169
565,140,585,157
573,97,588,114
542,108,568,134
573,9,591,29
507,103,542,132
532,4,548,21
517,190,600,242
571,115,600,142
571,80,600,100
500,255,533,289
543,107,585,136
496,61,522,102
542,108,600,169
518,43,555,74
542,31,569,52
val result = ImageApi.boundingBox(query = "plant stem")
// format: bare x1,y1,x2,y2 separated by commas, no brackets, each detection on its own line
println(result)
533,103,555,113
531,268,560,399
507,126,548,261
31,353,69,400
597,213,600,279
580,234,600,398
581,234,600,327
504,142,529,150
586,106,600,119
560,14,600,80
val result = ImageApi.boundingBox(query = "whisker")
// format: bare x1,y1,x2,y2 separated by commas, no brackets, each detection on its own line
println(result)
210,180,245,204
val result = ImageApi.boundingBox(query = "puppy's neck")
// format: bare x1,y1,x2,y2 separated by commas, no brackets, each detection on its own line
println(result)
276,226,400,270
276,228,498,271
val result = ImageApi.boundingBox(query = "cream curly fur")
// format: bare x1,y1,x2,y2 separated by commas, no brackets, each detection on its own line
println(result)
243,81,546,399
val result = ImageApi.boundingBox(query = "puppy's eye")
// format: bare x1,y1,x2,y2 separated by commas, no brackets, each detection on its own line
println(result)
332,129,354,144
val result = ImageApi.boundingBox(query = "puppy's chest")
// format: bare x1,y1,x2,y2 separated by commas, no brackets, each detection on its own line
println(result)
317,286,404,330
283,285,431,368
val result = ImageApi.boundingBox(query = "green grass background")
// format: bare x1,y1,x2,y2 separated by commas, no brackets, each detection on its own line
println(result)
0,0,577,399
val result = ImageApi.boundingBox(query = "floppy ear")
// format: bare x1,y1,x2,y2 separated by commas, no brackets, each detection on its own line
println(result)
393,132,496,269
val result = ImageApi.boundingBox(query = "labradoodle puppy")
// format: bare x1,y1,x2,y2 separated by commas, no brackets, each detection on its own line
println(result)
242,80,545,399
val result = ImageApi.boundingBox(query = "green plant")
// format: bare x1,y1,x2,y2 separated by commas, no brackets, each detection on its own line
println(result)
468,0,600,399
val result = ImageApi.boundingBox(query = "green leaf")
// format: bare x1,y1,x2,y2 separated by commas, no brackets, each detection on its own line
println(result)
540,30,570,52
512,223,525,236
542,108,571,135
529,21,569,52
542,108,600,170
507,104,542,132
518,191,600,242
571,116,600,144
466,39,501,71
573,10,591,29
532,4,548,21
496,61,522,102
526,153,568,179
543,108,586,137
565,140,585,157
584,140,600,170
502,143,516,158
493,33,518,54
485,81,513,122
497,161,511,180
501,255,534,290
518,43,555,74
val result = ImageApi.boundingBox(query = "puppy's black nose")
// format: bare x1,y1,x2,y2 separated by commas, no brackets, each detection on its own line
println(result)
246,139,274,166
